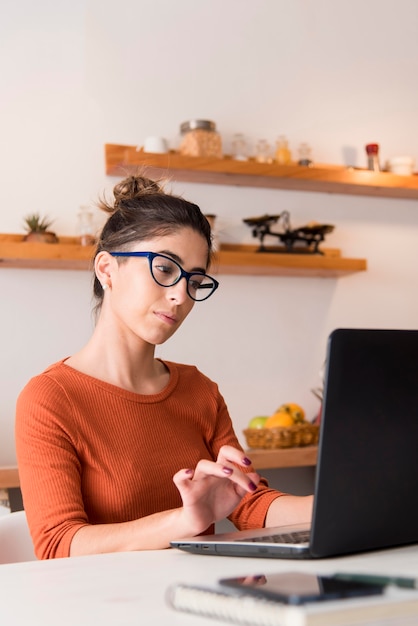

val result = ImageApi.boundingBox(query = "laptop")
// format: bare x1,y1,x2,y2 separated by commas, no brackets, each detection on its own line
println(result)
171,328,418,559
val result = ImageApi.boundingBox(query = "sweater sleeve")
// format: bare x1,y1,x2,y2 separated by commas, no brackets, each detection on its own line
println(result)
15,373,89,559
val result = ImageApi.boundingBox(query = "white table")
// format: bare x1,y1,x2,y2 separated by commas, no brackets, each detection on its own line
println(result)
1,544,418,625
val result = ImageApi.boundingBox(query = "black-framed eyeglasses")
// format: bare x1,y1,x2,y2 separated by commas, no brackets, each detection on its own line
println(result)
109,251,219,302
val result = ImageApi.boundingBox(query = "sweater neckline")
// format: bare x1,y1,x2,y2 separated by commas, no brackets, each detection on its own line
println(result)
57,358,179,403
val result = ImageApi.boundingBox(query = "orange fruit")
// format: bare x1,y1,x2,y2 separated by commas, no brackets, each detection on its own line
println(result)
264,411,295,428
276,402,305,423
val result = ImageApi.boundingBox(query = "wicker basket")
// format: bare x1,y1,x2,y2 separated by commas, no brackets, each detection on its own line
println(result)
244,422,319,449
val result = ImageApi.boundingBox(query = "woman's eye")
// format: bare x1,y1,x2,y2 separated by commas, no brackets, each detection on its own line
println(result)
189,279,202,291
155,263,174,275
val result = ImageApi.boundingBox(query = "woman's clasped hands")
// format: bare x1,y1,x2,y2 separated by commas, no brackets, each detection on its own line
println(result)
173,445,260,535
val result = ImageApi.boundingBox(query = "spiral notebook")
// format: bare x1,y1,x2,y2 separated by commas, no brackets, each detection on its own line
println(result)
171,328,418,559
167,582,418,626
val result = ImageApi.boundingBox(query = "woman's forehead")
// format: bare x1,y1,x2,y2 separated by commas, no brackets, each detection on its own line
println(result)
129,228,209,266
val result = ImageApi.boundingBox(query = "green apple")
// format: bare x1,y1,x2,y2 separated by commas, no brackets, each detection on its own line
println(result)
248,416,268,429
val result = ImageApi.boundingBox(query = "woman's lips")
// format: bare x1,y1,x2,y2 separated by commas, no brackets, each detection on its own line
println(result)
155,310,177,325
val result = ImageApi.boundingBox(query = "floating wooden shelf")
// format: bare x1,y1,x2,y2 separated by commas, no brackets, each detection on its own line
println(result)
0,466,20,490
0,234,94,270
0,236,366,277
105,144,418,200
245,446,318,470
213,244,366,277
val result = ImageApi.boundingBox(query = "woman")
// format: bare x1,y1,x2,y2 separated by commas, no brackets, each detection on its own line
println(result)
15,175,312,559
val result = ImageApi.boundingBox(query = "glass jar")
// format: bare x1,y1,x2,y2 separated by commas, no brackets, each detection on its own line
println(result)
298,142,313,166
231,133,249,161
178,120,222,158
255,139,272,163
77,206,95,246
275,135,291,165
365,143,380,171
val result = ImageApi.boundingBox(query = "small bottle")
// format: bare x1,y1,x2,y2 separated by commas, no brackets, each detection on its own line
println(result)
298,142,313,166
365,143,380,171
77,206,95,246
275,136,291,165
231,133,248,161
255,139,272,163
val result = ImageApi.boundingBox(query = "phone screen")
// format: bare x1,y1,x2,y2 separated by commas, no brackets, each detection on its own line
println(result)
219,572,384,605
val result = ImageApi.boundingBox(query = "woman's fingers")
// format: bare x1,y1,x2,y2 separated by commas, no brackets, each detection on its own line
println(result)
216,444,253,469
172,467,194,488
186,459,260,493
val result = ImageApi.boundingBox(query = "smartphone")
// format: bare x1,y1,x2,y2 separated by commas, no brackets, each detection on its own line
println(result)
219,572,384,605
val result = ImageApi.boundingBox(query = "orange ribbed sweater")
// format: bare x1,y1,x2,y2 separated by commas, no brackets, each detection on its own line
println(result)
15,359,282,559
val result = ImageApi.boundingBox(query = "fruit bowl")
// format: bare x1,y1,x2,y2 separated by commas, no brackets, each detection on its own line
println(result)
243,422,319,449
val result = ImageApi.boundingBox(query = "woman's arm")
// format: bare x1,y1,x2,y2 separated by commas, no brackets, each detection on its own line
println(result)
265,493,314,527
71,480,314,556
70,445,260,555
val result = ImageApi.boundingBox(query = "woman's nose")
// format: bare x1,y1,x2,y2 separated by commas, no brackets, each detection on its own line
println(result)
166,277,189,303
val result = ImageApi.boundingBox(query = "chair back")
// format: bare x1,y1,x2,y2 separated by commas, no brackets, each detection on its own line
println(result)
0,510,36,564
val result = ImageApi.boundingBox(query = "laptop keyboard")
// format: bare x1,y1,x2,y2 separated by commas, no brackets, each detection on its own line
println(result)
241,530,311,544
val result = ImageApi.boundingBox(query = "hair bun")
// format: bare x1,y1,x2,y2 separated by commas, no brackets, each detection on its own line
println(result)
113,175,163,207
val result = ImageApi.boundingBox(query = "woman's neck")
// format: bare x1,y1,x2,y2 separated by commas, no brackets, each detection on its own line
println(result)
65,322,170,395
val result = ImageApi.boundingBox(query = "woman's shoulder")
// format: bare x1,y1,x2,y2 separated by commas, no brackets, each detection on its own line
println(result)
163,360,219,392
16,360,77,424
19,359,81,397
163,359,206,377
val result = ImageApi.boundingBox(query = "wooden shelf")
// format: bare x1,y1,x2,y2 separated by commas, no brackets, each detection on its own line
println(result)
105,144,418,200
215,244,366,278
0,466,20,490
246,446,318,470
0,236,366,277
0,234,94,270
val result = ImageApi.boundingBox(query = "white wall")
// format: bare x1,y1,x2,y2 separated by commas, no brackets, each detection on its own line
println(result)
1,0,418,464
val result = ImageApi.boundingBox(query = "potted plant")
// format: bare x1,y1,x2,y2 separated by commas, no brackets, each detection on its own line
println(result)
23,213,59,243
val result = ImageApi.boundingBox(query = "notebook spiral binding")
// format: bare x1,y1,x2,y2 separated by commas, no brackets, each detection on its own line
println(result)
166,583,294,626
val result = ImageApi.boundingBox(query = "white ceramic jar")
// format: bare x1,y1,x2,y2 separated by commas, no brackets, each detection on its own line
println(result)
387,156,415,176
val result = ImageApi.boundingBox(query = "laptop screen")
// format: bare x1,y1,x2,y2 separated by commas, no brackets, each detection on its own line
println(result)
310,328,418,557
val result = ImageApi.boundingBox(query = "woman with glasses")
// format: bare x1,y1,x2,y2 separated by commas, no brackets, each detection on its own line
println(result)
15,174,312,559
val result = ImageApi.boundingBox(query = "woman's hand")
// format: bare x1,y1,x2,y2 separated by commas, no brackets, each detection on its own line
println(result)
172,445,260,536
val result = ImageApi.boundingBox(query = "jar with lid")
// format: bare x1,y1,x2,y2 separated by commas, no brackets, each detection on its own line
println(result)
275,135,291,165
365,143,380,171
255,139,272,163
178,120,222,158
298,142,313,166
231,133,248,161
77,205,95,246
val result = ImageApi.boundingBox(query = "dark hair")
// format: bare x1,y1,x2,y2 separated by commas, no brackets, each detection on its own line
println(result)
93,174,213,309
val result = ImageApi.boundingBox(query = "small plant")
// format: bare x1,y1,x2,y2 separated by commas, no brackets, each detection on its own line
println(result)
22,212,59,243
23,213,54,233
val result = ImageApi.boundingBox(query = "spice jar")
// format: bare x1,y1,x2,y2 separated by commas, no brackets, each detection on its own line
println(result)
365,143,380,171
255,139,272,163
179,120,222,158
275,136,291,165
231,133,248,161
298,142,313,166
77,206,95,246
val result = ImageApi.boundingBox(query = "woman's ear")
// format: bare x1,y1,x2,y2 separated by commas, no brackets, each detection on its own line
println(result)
95,251,115,290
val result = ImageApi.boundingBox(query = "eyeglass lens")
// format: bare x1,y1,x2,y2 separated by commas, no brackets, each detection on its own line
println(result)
151,255,216,301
